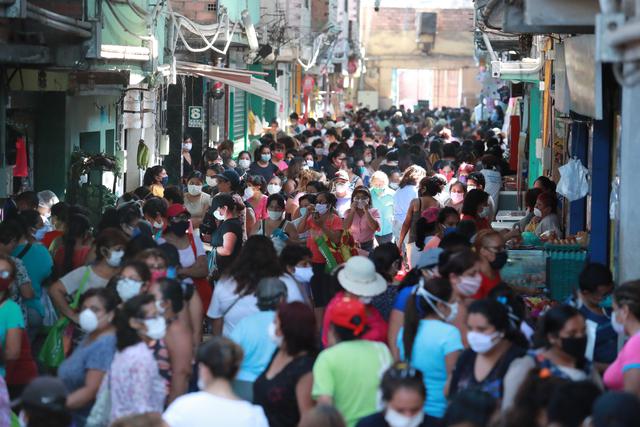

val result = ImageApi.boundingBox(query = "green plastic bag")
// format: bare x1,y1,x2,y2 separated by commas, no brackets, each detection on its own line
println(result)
38,267,91,369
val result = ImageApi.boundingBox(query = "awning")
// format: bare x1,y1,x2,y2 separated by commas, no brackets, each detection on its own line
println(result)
176,61,281,104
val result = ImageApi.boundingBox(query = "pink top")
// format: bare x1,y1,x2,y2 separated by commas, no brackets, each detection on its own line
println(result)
344,208,381,244
250,195,269,221
322,291,388,347
604,333,640,390
306,214,343,264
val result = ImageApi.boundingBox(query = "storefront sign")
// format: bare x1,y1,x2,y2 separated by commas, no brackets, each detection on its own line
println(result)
188,106,203,128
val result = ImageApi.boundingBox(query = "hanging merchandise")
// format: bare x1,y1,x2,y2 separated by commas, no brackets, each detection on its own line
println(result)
557,157,589,201
13,136,28,177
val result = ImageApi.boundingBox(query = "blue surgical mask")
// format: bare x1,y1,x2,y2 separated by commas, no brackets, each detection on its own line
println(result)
33,227,47,242
161,176,169,186
261,153,271,162
443,226,457,236
299,207,308,217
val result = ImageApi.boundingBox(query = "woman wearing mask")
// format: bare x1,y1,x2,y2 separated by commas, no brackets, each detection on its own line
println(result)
207,236,283,336
58,288,117,427
461,189,492,231
370,171,395,245
271,140,289,172
502,305,602,410
0,255,29,383
279,244,314,306
267,175,283,196
343,187,381,254
13,211,54,343
183,172,212,230
370,243,402,322
210,194,244,275
149,278,193,404
409,208,442,270
604,281,640,395
181,137,194,180
253,302,317,427
163,337,269,427
525,191,562,239
252,194,298,254
356,362,431,427
448,299,527,403
236,151,252,174
142,198,168,241
144,165,169,198
473,230,507,300
49,228,128,324
162,204,208,328
109,261,151,302
445,181,466,213
53,213,92,277
245,175,269,222
398,176,444,263
291,194,316,244
332,171,353,219
398,277,463,420
203,165,219,195
106,294,166,422
249,145,279,182
296,191,343,321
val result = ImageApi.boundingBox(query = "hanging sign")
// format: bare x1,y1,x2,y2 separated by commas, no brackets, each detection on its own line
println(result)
188,106,203,128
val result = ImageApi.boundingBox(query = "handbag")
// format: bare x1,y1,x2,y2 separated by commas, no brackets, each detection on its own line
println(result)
86,371,111,427
38,267,91,368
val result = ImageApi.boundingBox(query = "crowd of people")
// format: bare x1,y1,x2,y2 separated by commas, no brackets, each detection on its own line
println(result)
1,105,639,427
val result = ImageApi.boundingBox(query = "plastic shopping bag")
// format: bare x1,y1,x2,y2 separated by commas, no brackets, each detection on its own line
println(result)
557,158,589,202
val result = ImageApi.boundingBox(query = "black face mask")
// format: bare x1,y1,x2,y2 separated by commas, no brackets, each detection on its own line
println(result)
169,220,189,237
561,336,587,361
490,251,508,270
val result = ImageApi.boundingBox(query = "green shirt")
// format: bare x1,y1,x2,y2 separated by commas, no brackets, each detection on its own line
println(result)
0,299,25,377
312,340,392,427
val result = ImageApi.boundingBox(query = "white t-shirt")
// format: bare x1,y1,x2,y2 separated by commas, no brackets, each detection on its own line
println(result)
279,274,305,303
60,265,109,295
184,193,212,218
177,234,206,268
163,392,268,427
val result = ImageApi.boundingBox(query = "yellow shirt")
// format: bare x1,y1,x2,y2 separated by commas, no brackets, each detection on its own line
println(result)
150,184,164,198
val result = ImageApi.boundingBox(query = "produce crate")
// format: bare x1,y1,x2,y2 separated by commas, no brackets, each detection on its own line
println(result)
545,246,587,302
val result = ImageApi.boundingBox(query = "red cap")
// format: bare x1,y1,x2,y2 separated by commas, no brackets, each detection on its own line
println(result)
421,207,439,223
326,296,366,336
166,204,189,218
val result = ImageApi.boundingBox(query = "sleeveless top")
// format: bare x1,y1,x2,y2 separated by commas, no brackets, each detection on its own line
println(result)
449,345,526,400
408,198,422,244
253,353,316,427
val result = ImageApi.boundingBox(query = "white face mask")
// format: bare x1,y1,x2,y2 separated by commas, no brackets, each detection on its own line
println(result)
389,182,399,190
187,184,203,196
384,408,424,427
213,209,226,221
205,177,217,187
144,316,167,340
467,185,477,191
612,310,626,335
305,159,314,168
116,277,143,302
467,331,502,354
315,147,324,156
416,280,458,323
106,249,124,267
335,184,348,195
533,207,543,218
156,299,165,315
268,210,283,221
79,308,99,333
267,184,282,195
243,187,255,200
267,322,283,346
238,159,251,169
315,203,328,215
457,273,482,296
182,142,192,151
152,221,164,230
293,266,314,283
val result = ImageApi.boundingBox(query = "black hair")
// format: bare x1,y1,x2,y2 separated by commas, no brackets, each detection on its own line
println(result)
143,165,165,187
267,193,286,210
439,231,472,251
380,362,426,402
488,283,527,330
547,380,601,427
613,280,640,321
579,262,613,293
439,248,478,278
298,193,317,205
533,304,582,349
60,214,91,276
17,210,42,235
279,244,313,269
79,287,119,314
187,170,205,183
370,243,402,282
438,206,460,225
443,389,497,427
418,176,444,197
534,175,557,193
468,299,528,348
120,260,152,283
306,180,326,193
142,197,167,219
196,336,243,382
247,175,267,193
50,202,70,224
115,293,155,351
467,172,486,188
117,201,142,226
316,191,337,209
157,243,180,268
212,193,236,211
22,408,72,427
225,235,282,296
461,189,489,217
133,186,152,201
163,186,184,205
403,277,452,360
415,216,438,251
524,188,543,209
16,191,39,210
94,228,129,262
156,278,184,314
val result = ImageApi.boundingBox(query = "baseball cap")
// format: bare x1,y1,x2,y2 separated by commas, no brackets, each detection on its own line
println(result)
326,296,366,336
334,170,349,182
13,376,68,413
255,278,288,310
166,204,189,218
215,169,240,189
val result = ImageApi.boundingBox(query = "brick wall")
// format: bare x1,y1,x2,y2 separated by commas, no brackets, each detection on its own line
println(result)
171,0,218,23
370,8,474,34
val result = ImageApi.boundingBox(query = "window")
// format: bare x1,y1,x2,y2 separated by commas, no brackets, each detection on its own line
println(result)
207,3,216,11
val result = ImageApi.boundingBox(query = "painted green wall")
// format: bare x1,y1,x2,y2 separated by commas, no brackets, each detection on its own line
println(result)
219,0,260,24
528,86,542,187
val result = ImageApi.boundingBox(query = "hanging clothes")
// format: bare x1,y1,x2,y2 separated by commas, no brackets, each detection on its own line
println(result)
13,136,28,177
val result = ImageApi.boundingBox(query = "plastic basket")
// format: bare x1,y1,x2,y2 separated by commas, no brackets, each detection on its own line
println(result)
545,247,587,302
